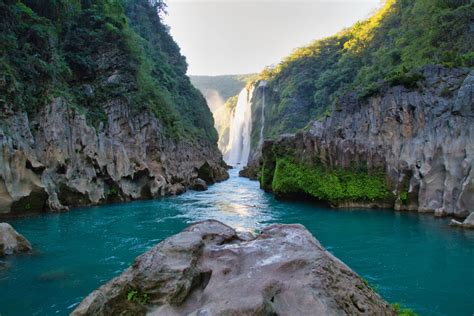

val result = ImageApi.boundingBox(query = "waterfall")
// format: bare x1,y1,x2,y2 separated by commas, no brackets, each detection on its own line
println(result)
258,81,267,146
224,86,254,166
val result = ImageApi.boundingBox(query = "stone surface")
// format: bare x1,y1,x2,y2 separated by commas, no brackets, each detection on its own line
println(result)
450,213,474,229
248,66,473,218
72,220,395,316
0,98,228,217
0,223,32,257
189,178,208,191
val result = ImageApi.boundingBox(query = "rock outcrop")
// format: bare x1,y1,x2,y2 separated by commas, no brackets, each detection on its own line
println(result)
0,0,229,217
0,223,32,257
72,220,394,316
189,178,208,191
0,98,228,217
247,66,473,218
450,213,474,229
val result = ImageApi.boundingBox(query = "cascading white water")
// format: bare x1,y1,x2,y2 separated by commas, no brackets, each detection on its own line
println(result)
224,86,254,166
258,81,267,146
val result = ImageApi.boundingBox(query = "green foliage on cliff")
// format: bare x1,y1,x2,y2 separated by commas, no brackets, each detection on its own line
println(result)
399,191,409,205
260,159,275,191
223,94,239,111
392,303,418,316
271,158,391,204
255,0,473,142
127,288,150,305
0,0,217,142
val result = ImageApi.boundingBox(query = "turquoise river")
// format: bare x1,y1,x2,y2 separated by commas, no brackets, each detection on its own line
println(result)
1,169,473,315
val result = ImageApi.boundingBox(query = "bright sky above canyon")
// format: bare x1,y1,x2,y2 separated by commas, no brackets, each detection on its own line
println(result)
164,0,381,75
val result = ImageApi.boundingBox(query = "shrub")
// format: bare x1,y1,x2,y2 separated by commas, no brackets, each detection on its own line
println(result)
399,191,409,205
271,158,392,203
127,288,150,305
385,69,425,89
392,303,419,316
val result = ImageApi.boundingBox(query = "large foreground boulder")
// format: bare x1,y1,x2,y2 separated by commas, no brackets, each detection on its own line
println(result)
0,223,32,257
72,220,394,316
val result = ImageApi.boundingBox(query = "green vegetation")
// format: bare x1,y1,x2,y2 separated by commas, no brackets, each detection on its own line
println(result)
399,191,409,205
259,159,275,191
392,303,419,316
270,158,391,204
1,0,217,142
127,288,149,305
361,277,379,293
223,94,239,111
252,0,473,144
107,185,119,198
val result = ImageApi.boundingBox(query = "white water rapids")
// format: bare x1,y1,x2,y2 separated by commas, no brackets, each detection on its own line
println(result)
224,86,254,166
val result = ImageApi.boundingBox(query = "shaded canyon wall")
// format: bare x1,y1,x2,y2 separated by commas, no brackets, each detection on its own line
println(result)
246,66,473,218
0,99,228,217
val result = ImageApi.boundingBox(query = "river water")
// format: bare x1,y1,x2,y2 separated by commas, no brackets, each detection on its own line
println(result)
1,169,473,315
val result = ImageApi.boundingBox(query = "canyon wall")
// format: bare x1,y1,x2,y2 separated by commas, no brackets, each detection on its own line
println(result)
248,66,473,218
0,98,228,216
0,0,228,217
241,1,473,219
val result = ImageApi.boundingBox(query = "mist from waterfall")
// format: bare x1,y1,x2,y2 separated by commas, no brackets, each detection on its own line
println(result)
224,86,254,166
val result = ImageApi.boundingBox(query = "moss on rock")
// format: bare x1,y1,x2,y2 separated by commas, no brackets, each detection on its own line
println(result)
268,157,392,205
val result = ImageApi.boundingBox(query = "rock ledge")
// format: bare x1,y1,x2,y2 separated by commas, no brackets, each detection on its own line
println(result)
450,213,474,229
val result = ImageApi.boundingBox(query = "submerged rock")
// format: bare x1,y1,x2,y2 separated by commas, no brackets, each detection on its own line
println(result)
72,220,394,316
450,213,474,229
0,223,32,257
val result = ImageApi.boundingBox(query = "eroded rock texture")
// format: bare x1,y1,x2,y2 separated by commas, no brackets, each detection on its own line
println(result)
72,220,394,316
0,99,228,216
249,66,473,218
0,223,32,257
450,213,474,229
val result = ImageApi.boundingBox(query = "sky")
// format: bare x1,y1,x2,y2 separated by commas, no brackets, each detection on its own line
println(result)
163,0,382,75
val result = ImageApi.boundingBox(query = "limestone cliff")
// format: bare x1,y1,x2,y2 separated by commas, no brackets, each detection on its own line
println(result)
248,66,473,218
241,0,473,220
0,98,228,216
0,0,228,216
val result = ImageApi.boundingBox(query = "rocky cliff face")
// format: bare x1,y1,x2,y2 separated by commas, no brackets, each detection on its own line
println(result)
0,0,229,217
72,220,394,316
0,98,228,217
248,66,473,218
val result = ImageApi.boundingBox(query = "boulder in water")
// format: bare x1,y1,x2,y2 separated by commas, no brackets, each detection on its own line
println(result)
189,178,208,191
0,223,32,257
167,183,186,196
450,213,474,229
72,220,395,316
